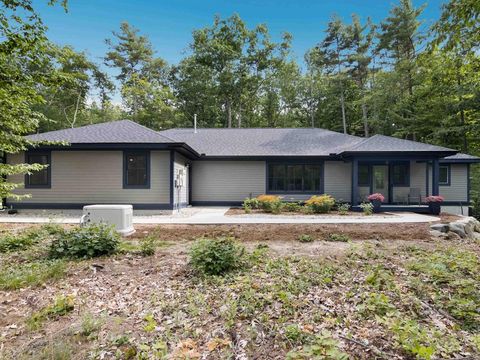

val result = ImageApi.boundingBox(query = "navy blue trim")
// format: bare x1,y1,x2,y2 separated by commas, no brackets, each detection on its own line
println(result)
352,205,431,214
426,162,430,197
169,150,174,207
123,150,150,189
191,201,243,207
341,151,457,158
352,158,359,206
467,164,471,203
7,202,173,210
441,201,471,206
197,155,335,161
432,159,440,196
188,162,192,205
265,160,324,194
25,151,51,189
440,159,480,164
439,164,451,186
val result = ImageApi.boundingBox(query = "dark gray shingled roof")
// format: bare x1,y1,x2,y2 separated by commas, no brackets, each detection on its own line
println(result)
27,120,176,144
28,121,473,159
339,134,457,154
442,153,480,162
159,128,364,156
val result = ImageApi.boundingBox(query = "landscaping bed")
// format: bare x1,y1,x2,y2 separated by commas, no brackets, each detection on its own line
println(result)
1,220,479,359
225,207,394,217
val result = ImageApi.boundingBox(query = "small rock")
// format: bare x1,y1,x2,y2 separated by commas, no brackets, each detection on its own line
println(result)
430,223,449,233
429,230,448,238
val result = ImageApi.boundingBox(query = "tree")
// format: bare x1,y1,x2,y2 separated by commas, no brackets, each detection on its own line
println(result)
345,15,375,137
177,14,292,128
36,45,115,132
0,0,67,204
314,16,350,134
105,22,175,129
376,0,425,140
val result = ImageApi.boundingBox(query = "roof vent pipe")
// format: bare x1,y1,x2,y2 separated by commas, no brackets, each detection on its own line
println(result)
194,113,197,134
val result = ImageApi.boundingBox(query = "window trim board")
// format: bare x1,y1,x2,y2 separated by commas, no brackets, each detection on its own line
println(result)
24,151,51,189
123,150,151,189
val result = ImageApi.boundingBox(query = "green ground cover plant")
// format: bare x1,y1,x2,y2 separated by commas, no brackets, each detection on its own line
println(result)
49,223,120,259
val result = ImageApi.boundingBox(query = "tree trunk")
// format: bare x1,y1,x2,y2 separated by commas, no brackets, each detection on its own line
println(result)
237,103,242,128
456,61,468,152
361,99,369,137
226,99,232,128
340,89,347,134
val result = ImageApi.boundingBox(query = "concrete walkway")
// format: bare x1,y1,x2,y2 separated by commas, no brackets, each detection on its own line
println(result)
0,207,440,224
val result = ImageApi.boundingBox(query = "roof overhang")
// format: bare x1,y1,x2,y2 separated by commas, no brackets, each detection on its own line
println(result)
339,150,458,159
440,158,480,164
26,142,201,159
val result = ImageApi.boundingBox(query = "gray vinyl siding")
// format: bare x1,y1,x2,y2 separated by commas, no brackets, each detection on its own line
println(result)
7,150,170,205
173,152,189,206
192,161,266,202
392,161,427,202
439,164,468,201
324,161,351,202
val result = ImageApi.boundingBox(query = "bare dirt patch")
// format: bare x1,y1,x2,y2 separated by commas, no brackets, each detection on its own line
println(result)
131,222,431,242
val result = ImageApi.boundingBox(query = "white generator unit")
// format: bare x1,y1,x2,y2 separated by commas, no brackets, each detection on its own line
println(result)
81,204,134,236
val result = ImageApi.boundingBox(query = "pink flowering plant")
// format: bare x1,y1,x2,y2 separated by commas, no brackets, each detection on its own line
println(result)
367,193,385,203
425,195,444,203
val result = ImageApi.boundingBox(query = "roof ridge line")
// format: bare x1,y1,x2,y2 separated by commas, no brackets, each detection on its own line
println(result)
123,120,177,142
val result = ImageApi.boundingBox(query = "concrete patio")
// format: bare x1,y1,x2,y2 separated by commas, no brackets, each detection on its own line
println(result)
0,207,441,224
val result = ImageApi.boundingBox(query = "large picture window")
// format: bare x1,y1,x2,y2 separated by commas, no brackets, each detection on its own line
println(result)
123,151,150,188
267,163,322,193
391,162,410,186
25,152,51,188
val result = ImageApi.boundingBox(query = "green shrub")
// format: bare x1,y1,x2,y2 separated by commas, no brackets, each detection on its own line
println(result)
360,202,374,215
189,236,245,276
358,292,396,318
298,234,314,243
27,295,75,330
325,233,350,242
0,260,66,290
257,195,284,213
140,235,156,256
337,203,350,215
243,197,260,213
283,202,302,212
284,324,305,343
49,223,120,259
305,194,335,213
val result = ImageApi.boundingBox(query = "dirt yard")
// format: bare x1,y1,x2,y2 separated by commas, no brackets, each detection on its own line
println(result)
0,216,478,359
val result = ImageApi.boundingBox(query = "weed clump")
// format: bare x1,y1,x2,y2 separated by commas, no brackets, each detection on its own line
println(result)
325,233,351,242
298,234,314,243
189,236,245,276
27,295,75,330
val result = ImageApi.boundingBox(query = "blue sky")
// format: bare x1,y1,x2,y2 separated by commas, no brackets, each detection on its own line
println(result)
34,0,446,101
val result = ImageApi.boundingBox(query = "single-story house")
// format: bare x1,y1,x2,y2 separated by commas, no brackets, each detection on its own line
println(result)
4,120,480,215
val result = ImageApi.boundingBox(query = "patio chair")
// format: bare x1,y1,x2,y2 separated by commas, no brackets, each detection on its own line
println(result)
407,188,422,205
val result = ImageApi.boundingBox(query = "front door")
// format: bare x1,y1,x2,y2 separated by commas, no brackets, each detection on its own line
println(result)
372,165,389,203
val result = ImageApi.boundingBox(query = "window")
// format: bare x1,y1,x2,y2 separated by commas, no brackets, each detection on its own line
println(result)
267,163,322,193
439,165,450,185
391,162,410,186
358,164,370,186
25,152,50,188
124,151,150,188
